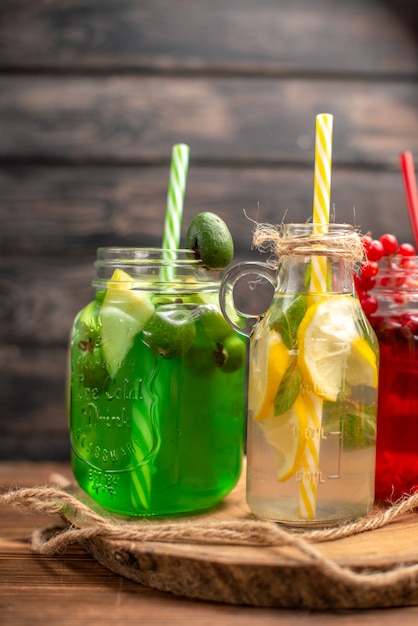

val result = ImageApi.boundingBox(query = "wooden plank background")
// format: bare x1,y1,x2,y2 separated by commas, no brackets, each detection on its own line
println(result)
0,0,417,460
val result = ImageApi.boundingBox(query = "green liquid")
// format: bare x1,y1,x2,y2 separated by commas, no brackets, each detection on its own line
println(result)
69,296,246,516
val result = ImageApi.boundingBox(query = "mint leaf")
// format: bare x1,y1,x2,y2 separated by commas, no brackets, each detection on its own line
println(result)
273,359,302,416
324,397,377,450
270,295,306,349
343,406,377,449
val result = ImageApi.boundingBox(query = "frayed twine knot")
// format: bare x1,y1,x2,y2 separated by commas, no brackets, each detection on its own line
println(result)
251,221,365,269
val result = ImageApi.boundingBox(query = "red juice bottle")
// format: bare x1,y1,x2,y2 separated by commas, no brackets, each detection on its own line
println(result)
367,256,418,503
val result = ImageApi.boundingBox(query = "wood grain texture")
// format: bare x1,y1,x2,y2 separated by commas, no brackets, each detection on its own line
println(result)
0,347,69,460
0,0,417,75
1,76,417,165
2,462,418,621
0,166,414,256
63,473,418,609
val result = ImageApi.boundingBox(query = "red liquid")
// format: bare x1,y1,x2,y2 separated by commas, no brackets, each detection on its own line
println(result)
370,315,418,502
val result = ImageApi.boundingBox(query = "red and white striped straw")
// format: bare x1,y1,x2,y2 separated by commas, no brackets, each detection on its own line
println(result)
400,151,418,249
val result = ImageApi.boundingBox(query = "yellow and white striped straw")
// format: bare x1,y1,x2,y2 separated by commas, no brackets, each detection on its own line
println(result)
297,393,323,519
310,113,333,293
298,113,333,520
312,114,333,228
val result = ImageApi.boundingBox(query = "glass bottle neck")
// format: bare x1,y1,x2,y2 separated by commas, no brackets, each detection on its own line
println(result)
276,255,356,296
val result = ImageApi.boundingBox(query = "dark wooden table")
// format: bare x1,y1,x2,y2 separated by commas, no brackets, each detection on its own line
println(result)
2,461,418,625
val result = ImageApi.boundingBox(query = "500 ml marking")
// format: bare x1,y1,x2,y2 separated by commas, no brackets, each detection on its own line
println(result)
295,469,341,484
295,427,343,484
296,469,326,484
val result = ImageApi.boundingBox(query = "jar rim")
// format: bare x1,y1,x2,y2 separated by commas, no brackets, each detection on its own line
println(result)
93,247,222,292
282,222,355,233
374,255,418,292
96,247,203,265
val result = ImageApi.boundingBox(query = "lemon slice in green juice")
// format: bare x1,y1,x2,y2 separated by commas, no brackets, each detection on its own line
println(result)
100,268,154,378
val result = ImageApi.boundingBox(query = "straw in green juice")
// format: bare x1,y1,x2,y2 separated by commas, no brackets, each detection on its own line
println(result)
130,143,190,509
70,143,244,515
162,143,190,251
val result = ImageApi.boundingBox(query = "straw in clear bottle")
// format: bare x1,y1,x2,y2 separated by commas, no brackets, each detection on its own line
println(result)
297,113,333,521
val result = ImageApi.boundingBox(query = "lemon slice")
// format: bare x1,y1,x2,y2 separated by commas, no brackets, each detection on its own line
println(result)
101,269,154,378
254,335,290,421
347,337,378,388
297,296,377,401
249,323,290,421
248,316,272,414
261,394,308,481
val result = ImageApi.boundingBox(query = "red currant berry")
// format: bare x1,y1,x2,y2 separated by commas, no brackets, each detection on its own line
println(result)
378,273,406,289
401,314,418,336
369,315,384,330
393,293,408,305
356,273,376,292
397,242,416,257
399,257,417,270
360,261,379,278
379,233,398,256
366,239,384,262
354,276,366,299
360,293,378,317
361,234,373,247
375,317,402,345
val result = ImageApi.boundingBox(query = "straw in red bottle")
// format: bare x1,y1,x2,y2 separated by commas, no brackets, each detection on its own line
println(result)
400,151,418,249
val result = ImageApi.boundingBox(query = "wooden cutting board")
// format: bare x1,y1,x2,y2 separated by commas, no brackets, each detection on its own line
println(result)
63,471,418,610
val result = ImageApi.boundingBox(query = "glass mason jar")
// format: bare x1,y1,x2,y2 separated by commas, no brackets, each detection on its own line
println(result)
220,224,379,527
365,256,418,503
68,248,246,516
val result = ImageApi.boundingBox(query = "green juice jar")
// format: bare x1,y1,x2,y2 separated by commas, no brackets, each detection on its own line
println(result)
68,248,246,516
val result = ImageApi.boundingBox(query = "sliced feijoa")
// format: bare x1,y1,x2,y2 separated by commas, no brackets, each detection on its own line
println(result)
143,306,196,359
199,305,234,342
217,334,246,373
185,340,217,375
